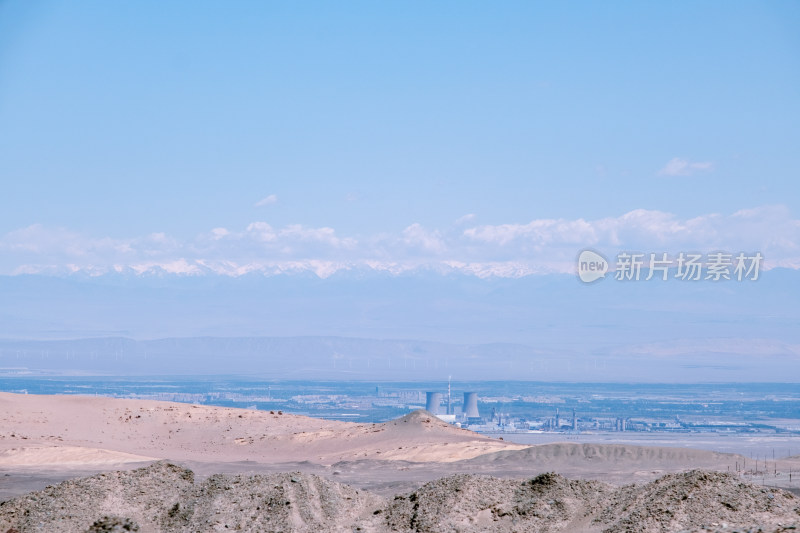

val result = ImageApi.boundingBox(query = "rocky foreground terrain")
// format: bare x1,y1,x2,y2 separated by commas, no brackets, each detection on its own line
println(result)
1,462,798,533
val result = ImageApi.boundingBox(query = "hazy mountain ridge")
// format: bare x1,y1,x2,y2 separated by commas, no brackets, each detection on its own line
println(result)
9,259,561,280
0,334,798,381
0,269,797,380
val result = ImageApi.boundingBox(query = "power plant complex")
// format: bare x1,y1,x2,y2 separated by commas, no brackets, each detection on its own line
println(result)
422,387,591,432
421,379,597,432
424,387,481,424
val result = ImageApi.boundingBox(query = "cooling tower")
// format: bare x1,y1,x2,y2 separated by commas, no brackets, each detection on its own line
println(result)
425,392,442,414
463,392,479,418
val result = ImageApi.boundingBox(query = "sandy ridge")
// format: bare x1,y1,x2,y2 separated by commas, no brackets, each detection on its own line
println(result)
0,392,523,466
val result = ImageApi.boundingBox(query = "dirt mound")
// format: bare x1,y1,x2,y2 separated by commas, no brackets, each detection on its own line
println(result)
0,462,193,532
385,472,612,532
378,409,478,440
0,461,384,533
391,410,451,427
467,442,740,469
599,470,800,533
387,471,800,533
175,470,383,532
1,464,798,532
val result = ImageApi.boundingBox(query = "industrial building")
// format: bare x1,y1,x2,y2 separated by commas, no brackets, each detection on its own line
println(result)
463,392,480,420
425,392,442,415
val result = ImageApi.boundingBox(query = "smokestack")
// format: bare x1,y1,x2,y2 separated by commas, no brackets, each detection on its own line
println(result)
463,392,479,418
425,392,442,414
447,376,452,415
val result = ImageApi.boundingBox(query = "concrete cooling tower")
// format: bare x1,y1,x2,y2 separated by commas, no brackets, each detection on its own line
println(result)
425,392,443,414
463,392,479,418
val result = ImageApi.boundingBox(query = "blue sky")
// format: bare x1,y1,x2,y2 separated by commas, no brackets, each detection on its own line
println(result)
0,1,799,276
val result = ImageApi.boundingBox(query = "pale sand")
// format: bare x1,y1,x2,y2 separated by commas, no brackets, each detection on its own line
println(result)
0,392,523,466
3,392,799,502
0,446,155,466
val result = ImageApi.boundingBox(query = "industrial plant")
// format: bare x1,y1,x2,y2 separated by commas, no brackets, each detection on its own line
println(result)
423,385,491,428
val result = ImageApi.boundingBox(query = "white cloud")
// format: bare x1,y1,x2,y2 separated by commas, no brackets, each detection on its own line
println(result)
2,205,798,278
254,194,278,207
658,157,714,176
454,213,476,225
279,224,357,249
463,218,595,247
210,227,229,240
245,221,277,242
460,206,800,270
0,224,136,258
402,223,445,254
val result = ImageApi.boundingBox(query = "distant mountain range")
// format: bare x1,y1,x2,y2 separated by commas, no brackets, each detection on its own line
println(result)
0,334,797,382
0,268,797,381
9,259,560,279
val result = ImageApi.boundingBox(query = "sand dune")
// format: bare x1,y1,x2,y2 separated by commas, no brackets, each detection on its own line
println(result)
0,446,155,467
470,442,740,466
3,392,798,512
459,442,751,485
0,393,522,466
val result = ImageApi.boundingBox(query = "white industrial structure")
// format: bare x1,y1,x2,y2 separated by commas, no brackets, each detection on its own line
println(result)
425,392,442,414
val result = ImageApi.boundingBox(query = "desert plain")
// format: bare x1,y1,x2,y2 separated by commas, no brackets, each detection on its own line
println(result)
1,392,799,532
